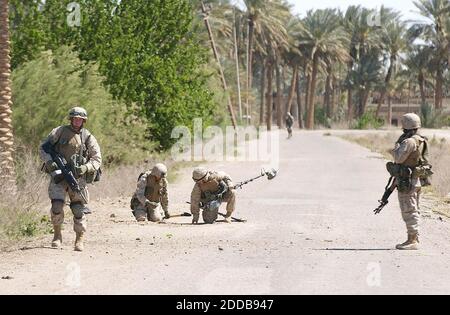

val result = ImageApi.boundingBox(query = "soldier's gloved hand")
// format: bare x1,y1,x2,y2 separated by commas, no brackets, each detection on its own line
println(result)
75,164,88,176
164,211,171,219
192,214,199,225
45,161,58,173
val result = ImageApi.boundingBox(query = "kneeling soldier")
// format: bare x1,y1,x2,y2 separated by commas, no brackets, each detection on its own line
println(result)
131,163,170,222
190,167,236,224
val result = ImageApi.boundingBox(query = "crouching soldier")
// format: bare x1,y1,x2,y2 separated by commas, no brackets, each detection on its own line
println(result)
40,107,102,252
131,163,170,222
190,167,236,224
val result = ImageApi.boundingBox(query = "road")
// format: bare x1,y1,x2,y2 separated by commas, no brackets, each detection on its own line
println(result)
1,130,450,294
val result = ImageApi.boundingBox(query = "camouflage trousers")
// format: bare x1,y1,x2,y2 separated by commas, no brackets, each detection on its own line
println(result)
202,190,236,224
48,178,89,233
398,187,421,235
133,203,164,222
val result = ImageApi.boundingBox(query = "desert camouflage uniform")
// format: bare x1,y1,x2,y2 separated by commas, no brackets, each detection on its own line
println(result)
39,125,102,234
190,171,236,224
391,134,426,235
131,172,169,222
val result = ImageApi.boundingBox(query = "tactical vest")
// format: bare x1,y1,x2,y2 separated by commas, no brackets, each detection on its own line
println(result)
142,173,166,203
400,135,427,168
55,126,91,162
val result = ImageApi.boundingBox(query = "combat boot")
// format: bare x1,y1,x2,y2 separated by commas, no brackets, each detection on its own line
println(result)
74,232,85,252
51,225,62,248
396,233,419,250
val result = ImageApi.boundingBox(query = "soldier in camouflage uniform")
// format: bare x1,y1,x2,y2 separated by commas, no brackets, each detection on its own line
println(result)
130,163,170,222
190,167,236,224
40,107,102,252
391,113,429,250
285,112,294,139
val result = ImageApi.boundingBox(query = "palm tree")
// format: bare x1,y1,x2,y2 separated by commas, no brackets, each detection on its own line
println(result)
342,6,380,121
297,9,349,129
0,0,16,189
376,12,408,118
243,0,290,124
411,0,450,109
404,45,433,106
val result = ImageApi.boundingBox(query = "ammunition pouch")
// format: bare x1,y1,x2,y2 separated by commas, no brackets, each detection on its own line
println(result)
130,196,140,210
386,162,412,193
413,164,433,187
70,154,102,184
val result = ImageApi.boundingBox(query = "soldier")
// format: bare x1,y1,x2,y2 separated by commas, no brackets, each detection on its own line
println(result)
40,107,102,252
391,113,428,250
130,163,170,222
286,112,294,139
190,167,236,224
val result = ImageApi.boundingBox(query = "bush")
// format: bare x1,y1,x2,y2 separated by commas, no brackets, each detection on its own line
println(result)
12,47,152,166
0,148,51,247
352,110,384,130
420,103,450,128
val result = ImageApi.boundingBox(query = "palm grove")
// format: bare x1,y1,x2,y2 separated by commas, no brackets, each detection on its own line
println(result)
0,0,450,186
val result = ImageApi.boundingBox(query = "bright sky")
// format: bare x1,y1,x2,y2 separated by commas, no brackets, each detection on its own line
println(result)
287,0,426,22
234,0,429,23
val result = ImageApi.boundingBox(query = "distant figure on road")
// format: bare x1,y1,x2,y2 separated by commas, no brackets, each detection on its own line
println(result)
286,112,294,139
390,113,431,250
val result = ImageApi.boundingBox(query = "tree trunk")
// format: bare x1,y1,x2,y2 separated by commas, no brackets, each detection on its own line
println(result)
418,73,426,105
275,58,282,127
201,2,237,129
306,54,319,129
324,62,332,119
233,10,242,121
246,19,255,124
435,69,443,109
286,64,298,115
260,61,266,126
330,74,336,119
266,61,273,131
387,94,392,126
376,56,395,118
296,67,304,129
0,0,16,189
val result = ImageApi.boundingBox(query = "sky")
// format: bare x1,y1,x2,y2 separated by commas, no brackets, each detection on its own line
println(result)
288,0,426,22
235,0,429,23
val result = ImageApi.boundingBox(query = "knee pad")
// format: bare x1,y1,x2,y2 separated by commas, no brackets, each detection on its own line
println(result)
70,202,89,219
51,199,65,215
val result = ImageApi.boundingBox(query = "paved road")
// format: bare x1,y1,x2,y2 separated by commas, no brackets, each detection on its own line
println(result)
1,130,449,294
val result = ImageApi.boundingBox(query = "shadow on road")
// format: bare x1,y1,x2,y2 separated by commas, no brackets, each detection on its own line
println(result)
316,248,395,251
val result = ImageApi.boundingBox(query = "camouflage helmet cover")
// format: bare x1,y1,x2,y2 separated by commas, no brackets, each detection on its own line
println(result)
192,167,208,181
151,163,168,178
69,107,88,120
401,113,421,130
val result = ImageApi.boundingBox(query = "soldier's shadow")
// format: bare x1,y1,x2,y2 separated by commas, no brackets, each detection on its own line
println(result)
316,248,395,251
159,219,230,226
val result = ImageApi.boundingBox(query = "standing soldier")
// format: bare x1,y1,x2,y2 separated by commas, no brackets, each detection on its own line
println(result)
130,163,170,222
285,112,294,139
391,113,429,250
40,107,102,252
190,167,236,224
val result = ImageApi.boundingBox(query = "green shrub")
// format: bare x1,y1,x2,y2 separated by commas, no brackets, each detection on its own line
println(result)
12,47,151,166
352,110,384,129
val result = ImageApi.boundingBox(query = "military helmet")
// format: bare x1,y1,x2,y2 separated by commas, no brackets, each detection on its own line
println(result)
192,167,208,181
69,107,88,120
151,163,167,178
401,113,421,130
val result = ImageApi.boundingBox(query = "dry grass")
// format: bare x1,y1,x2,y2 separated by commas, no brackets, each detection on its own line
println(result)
340,132,450,215
0,146,51,248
